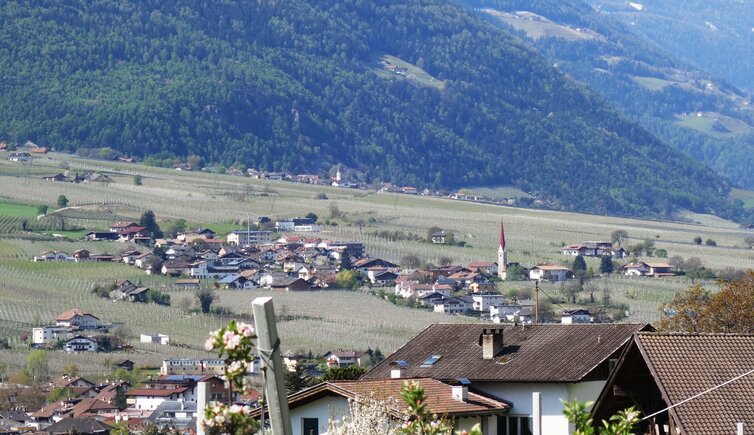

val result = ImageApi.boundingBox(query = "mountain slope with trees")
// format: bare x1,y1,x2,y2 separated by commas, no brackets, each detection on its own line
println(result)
0,0,744,219
458,0,754,190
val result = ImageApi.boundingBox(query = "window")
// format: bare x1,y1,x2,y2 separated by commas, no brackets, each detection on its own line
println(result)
302,417,319,435
498,416,532,435
421,355,442,367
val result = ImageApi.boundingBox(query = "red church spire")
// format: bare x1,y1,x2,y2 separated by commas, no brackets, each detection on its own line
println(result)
499,221,506,250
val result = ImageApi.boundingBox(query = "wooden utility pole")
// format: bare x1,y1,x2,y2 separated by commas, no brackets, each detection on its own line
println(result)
534,281,540,323
252,297,292,435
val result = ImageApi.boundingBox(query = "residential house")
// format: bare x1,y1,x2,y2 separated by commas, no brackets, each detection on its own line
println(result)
175,279,200,289
362,323,651,435
109,222,140,233
469,281,496,293
115,360,135,371
8,152,31,162
416,292,447,307
467,261,499,276
121,250,142,265
252,378,511,435
528,264,573,282
490,302,534,324
125,375,226,411
591,332,754,434
161,359,226,376
216,274,255,289
645,262,674,277
226,230,272,246
433,296,473,315
323,350,368,368
431,231,446,244
64,335,99,353
34,251,71,262
84,231,120,241
369,270,398,285
73,249,91,262
42,173,69,182
55,309,99,329
270,277,311,292
36,417,114,434
470,293,507,312
140,333,170,345
161,259,191,276
622,262,649,276
32,326,72,345
561,309,591,324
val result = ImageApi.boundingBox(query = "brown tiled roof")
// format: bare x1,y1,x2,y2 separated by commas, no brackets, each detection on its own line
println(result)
251,378,509,419
71,398,118,417
55,309,98,321
124,387,189,397
636,333,754,434
363,323,650,383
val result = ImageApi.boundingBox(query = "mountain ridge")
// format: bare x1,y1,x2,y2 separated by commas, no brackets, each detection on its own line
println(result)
0,0,744,220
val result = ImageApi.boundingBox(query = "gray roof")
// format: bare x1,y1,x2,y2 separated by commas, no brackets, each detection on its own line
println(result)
363,323,650,383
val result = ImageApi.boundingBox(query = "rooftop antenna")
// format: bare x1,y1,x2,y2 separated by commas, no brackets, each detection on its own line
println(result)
534,281,540,324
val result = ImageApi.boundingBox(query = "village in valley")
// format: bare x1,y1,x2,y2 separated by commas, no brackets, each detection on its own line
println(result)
0,149,751,435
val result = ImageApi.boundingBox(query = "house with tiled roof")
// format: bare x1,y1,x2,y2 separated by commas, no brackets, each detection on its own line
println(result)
323,350,368,368
592,332,754,434
252,378,511,435
528,263,573,282
55,309,99,329
37,417,114,434
363,323,651,435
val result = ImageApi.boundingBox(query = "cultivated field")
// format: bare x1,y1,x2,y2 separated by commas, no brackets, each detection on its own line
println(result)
0,151,752,377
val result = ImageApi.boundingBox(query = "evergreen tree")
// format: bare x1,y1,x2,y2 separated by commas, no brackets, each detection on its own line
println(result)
56,195,68,209
139,210,163,238
600,256,614,274
572,255,587,272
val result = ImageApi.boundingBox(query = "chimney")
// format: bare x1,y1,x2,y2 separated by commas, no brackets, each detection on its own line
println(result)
452,379,470,402
390,360,408,378
480,328,504,359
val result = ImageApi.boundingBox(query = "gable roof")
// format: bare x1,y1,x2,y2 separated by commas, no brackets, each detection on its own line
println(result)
41,417,114,434
252,378,510,419
594,332,754,434
55,309,98,321
363,323,650,383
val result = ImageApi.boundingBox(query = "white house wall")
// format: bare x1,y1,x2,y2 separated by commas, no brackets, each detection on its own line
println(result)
476,382,604,435
288,396,349,435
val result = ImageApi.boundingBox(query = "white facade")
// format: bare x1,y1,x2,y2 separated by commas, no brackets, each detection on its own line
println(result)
471,293,507,312
32,326,70,345
64,336,98,353
56,314,99,329
478,381,606,435
226,230,272,246
140,333,170,345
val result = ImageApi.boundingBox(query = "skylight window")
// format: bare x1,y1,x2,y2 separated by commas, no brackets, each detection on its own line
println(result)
421,355,442,367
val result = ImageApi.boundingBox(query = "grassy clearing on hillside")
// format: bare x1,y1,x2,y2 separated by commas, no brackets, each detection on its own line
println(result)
0,199,40,218
674,112,753,137
376,55,446,90
730,188,754,209
630,75,673,91
483,9,600,41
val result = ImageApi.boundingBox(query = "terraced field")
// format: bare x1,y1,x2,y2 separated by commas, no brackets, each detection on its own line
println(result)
0,153,750,377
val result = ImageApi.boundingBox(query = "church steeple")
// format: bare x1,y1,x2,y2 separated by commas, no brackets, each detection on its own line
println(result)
498,221,508,280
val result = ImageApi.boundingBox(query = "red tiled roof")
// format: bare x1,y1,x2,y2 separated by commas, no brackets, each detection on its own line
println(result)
55,309,98,321
124,387,189,397
252,378,510,419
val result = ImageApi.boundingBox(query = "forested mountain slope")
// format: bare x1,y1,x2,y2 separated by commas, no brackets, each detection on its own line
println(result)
0,0,741,218
591,0,754,93
459,0,754,190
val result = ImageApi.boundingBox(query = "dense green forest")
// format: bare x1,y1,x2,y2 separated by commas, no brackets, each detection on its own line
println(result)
459,0,754,189
591,0,754,93
0,0,744,219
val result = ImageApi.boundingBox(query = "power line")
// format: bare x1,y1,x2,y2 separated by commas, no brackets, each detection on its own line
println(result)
642,366,754,421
